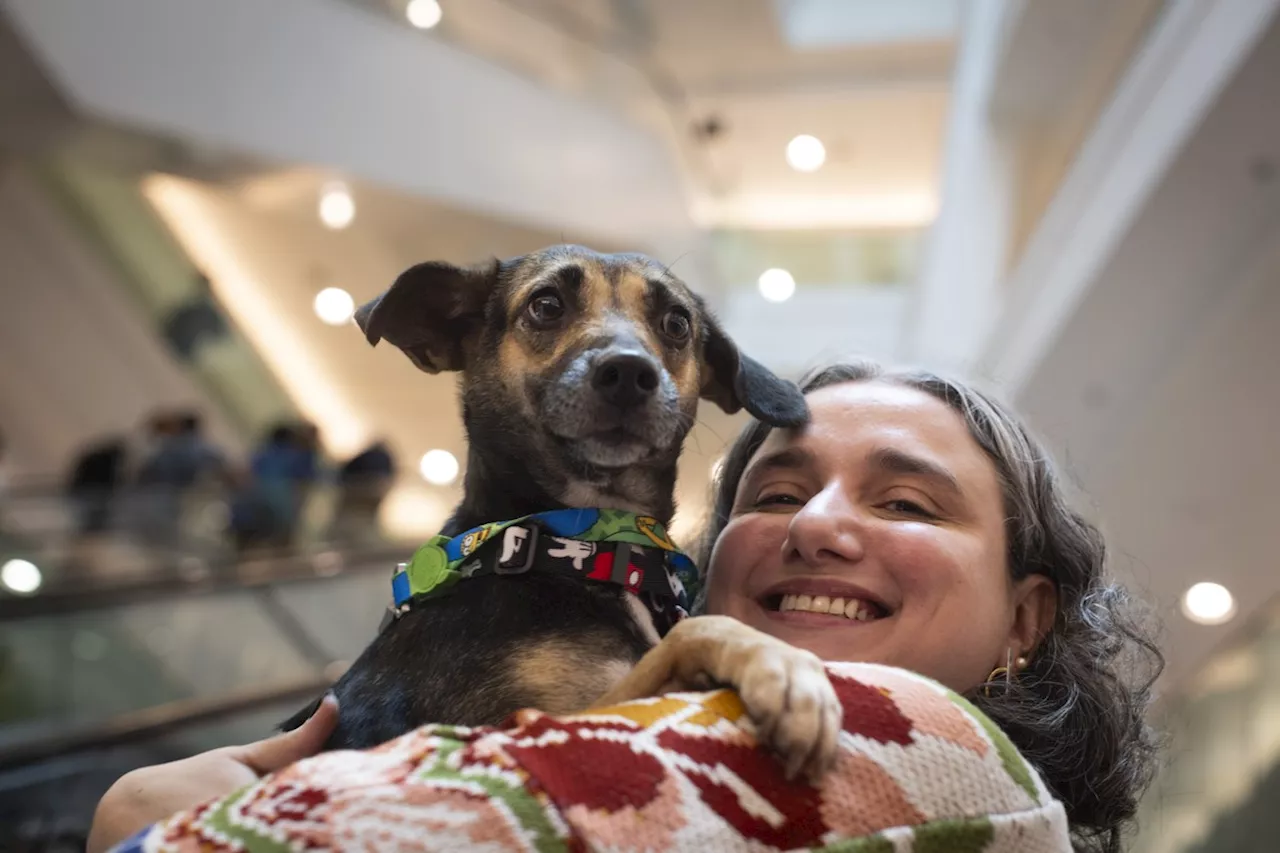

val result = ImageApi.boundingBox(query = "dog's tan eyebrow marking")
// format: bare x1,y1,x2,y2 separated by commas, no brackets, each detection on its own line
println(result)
511,263,585,314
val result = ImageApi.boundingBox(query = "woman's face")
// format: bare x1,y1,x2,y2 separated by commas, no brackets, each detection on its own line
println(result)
705,381,1054,693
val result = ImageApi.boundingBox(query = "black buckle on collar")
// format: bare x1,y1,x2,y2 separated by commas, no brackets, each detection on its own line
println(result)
493,523,539,575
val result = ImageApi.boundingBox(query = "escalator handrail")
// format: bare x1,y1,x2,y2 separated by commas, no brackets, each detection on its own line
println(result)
0,545,409,621
0,675,332,773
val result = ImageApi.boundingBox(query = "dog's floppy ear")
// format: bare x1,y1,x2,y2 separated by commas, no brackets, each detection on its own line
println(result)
699,311,808,428
355,260,497,373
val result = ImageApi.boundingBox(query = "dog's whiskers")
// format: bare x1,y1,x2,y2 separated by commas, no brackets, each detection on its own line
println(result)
659,252,689,280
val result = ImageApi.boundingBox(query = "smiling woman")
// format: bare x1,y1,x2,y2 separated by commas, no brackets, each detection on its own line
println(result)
699,360,1164,853
706,379,1047,693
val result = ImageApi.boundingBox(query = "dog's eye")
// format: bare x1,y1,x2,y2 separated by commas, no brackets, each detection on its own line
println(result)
527,289,565,324
661,308,691,342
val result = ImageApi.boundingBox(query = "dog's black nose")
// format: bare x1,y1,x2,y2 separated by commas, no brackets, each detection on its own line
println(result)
592,353,660,408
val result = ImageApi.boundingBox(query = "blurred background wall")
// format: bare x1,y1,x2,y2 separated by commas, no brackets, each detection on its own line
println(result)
1,1,1279,849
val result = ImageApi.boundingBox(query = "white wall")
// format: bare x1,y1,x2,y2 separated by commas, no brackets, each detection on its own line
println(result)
899,0,1016,374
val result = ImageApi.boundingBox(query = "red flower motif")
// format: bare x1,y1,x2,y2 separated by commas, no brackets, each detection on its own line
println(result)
830,674,915,745
657,729,827,847
505,716,667,812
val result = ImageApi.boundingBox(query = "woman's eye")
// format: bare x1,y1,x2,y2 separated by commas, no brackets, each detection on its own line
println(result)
527,289,565,324
883,499,934,518
756,492,804,508
660,308,691,342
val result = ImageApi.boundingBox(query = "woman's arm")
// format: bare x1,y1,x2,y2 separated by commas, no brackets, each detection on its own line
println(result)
87,694,338,853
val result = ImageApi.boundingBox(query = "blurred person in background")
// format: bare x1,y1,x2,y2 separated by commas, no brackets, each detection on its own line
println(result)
127,411,234,556
230,421,322,553
328,439,395,545
67,431,139,539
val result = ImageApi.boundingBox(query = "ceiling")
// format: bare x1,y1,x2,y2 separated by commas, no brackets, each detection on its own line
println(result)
346,0,954,229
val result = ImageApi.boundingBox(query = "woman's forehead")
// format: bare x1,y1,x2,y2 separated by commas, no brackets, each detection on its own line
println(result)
759,381,995,479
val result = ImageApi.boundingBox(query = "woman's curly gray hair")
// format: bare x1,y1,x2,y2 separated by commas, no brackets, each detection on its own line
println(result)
697,361,1163,853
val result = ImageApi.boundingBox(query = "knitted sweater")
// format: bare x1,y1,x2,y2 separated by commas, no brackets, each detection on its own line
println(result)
115,662,1071,852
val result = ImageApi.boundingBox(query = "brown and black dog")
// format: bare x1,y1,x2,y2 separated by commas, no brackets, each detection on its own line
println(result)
288,245,840,778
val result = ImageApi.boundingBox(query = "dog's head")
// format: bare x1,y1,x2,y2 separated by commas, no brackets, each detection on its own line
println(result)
356,245,806,513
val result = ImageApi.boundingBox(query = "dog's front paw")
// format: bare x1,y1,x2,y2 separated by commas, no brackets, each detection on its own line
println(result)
723,632,841,781
659,615,841,781
593,614,843,780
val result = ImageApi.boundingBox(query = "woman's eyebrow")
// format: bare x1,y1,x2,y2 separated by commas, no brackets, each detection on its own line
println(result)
742,447,814,482
868,447,964,497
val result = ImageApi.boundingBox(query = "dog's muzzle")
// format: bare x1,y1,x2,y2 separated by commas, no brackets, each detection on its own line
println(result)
541,348,683,468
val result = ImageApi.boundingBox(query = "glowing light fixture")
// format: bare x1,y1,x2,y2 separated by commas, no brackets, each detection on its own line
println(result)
382,485,451,538
690,191,938,230
314,287,356,325
420,449,460,485
758,268,796,303
318,182,355,230
786,134,826,172
406,0,443,29
1182,581,1236,625
1,559,42,595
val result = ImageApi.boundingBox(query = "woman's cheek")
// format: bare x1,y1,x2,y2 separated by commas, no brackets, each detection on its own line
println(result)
873,524,966,592
705,517,772,609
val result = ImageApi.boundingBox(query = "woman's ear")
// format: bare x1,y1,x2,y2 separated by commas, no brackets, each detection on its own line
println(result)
1008,574,1058,661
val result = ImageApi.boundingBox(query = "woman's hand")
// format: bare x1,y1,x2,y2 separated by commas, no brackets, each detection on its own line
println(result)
87,694,338,853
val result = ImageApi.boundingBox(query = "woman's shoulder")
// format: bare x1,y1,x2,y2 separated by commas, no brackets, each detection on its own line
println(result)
121,662,1070,852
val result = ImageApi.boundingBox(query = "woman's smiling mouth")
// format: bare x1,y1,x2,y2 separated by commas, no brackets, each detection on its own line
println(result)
757,581,891,625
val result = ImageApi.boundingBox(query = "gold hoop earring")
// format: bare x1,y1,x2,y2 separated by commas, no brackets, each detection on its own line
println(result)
982,648,1020,698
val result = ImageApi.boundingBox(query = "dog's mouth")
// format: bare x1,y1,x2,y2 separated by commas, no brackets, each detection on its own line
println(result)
556,425,656,469
590,426,638,446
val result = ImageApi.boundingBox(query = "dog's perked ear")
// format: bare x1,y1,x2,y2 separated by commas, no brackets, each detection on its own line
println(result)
354,260,498,373
698,310,809,428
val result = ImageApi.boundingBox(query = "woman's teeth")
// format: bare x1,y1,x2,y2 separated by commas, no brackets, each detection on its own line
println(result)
778,593,879,621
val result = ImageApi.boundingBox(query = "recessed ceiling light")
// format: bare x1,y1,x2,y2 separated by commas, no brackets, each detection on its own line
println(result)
786,134,826,172
313,287,356,325
1,559,42,595
318,182,355,230
1182,581,1236,625
758,268,796,303
419,449,460,485
406,0,443,29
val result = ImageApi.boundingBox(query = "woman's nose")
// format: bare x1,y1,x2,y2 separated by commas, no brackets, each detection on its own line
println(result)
782,485,866,567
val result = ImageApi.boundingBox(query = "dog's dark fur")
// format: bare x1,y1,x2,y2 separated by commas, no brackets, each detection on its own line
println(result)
286,246,806,749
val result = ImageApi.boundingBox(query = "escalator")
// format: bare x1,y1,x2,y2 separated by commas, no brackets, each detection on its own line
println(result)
0,536,409,851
